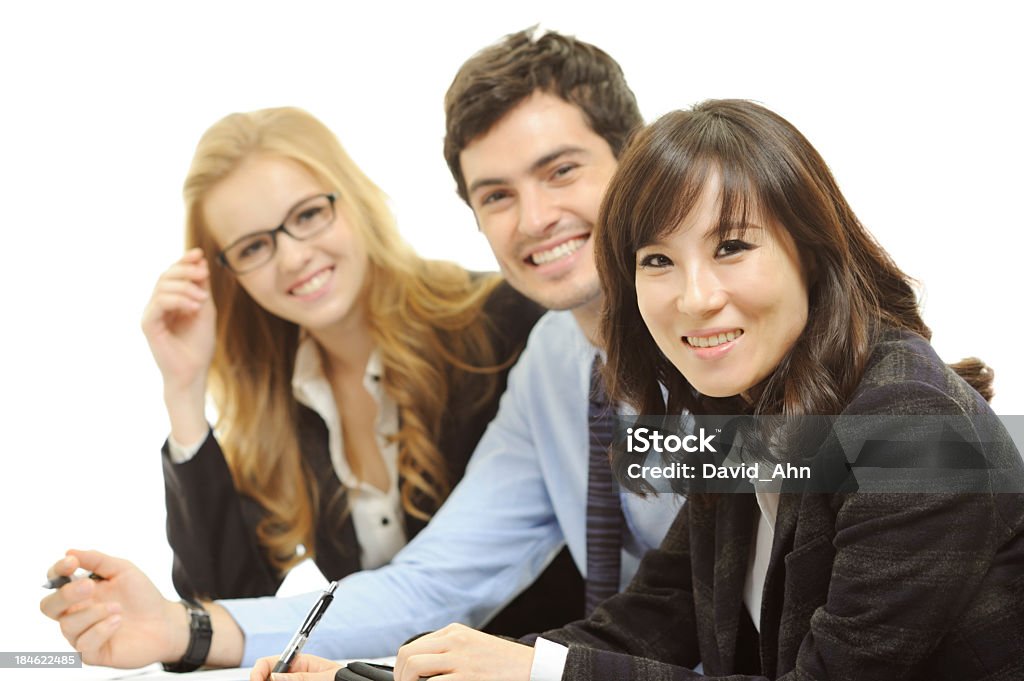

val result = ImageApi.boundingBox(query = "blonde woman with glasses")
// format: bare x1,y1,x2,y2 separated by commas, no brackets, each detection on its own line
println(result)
57,107,577,665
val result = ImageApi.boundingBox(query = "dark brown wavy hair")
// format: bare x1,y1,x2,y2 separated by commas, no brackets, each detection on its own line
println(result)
597,99,992,423
444,26,642,202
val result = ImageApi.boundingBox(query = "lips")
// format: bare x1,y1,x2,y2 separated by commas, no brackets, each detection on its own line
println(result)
289,267,333,296
526,236,588,266
684,329,743,348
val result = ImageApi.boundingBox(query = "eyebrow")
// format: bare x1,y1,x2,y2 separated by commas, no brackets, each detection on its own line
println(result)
466,145,589,196
247,192,326,235
700,220,765,243
637,221,766,250
222,192,327,250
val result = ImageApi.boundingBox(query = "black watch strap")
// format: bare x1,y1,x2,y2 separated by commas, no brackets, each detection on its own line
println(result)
162,600,212,673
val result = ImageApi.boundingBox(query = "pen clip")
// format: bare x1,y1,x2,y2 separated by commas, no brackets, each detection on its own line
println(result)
300,581,338,634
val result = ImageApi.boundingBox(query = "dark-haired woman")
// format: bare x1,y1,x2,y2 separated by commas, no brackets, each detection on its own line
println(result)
387,99,1024,681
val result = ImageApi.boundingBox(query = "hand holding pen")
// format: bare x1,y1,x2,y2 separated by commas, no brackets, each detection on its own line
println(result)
39,549,198,669
271,581,339,674
43,569,104,590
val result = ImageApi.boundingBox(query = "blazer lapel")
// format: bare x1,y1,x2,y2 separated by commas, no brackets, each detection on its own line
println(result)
756,492,799,677
297,406,364,580
711,490,758,672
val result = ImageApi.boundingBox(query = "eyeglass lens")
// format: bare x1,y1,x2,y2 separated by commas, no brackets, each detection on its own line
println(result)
225,194,334,272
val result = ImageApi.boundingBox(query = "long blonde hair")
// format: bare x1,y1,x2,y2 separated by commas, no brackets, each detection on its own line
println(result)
183,107,503,574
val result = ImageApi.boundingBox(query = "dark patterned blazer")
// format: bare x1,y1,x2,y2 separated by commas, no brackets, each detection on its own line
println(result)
543,329,1024,680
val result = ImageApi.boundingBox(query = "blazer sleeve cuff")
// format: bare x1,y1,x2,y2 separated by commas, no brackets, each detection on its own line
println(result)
165,427,212,463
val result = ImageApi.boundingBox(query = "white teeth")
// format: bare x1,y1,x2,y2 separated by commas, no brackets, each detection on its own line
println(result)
530,237,587,265
686,330,742,348
291,269,331,296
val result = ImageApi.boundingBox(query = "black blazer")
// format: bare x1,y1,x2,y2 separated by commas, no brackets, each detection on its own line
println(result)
542,330,1024,680
162,280,583,637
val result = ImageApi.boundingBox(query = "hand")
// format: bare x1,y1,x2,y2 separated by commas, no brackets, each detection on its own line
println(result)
249,652,341,681
39,549,189,669
141,248,217,394
141,248,218,444
394,623,533,681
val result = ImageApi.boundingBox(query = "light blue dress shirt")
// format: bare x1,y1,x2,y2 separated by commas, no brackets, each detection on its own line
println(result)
221,311,684,665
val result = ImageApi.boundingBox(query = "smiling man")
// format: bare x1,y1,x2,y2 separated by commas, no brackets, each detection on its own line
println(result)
40,28,684,674
457,91,613,326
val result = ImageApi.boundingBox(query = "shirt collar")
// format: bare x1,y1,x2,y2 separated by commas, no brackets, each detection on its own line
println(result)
291,332,384,410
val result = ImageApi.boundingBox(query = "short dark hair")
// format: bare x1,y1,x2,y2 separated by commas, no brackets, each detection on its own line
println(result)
444,27,642,202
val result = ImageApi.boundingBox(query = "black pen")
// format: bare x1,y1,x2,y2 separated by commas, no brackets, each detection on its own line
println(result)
271,580,339,673
43,572,103,589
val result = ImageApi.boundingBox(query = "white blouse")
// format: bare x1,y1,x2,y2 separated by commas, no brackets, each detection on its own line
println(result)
167,334,406,571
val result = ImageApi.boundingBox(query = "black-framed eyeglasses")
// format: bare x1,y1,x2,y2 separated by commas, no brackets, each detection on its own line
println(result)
217,193,337,273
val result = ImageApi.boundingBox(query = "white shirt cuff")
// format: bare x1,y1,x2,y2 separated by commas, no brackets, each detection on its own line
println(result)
530,637,569,681
166,431,206,463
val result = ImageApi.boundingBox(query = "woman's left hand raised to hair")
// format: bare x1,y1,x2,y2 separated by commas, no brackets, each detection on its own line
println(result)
394,623,533,681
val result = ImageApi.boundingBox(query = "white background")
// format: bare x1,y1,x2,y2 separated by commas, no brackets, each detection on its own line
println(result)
2,0,1021,662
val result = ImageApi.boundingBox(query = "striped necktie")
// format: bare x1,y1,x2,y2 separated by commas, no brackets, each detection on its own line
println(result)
585,356,624,615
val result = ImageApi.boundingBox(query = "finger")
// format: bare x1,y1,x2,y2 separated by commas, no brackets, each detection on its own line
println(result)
180,248,208,264
45,555,78,582
398,630,450,658
249,656,274,681
398,652,454,681
59,602,121,645
267,669,342,681
146,292,206,318
395,629,454,677
157,257,211,286
149,282,209,311
73,613,122,663
40,573,98,619
145,289,215,324
65,549,130,580
268,673,330,681
159,262,212,288
249,654,336,681
285,671,346,681
146,290,207,319
153,279,211,303
283,654,340,673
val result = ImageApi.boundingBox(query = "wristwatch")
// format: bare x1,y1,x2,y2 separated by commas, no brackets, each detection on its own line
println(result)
162,599,212,673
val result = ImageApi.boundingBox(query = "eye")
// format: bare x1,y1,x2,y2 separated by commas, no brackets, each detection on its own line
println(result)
236,237,270,261
638,252,673,269
480,189,510,206
551,163,579,181
295,206,323,224
716,239,754,257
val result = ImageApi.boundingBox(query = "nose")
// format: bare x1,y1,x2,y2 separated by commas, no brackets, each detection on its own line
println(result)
274,231,314,273
517,184,560,237
676,263,727,318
